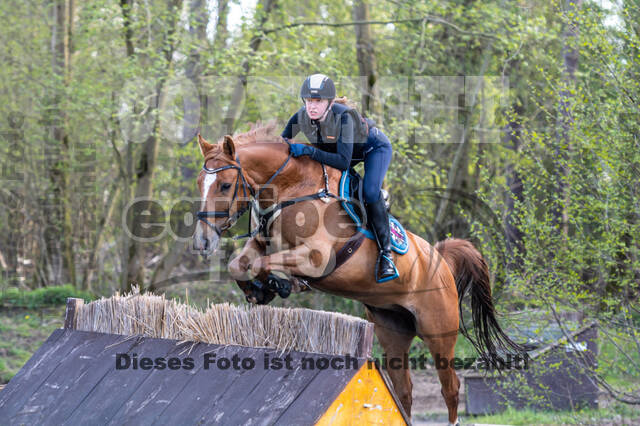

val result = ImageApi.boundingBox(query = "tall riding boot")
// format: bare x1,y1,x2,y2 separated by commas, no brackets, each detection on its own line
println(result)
365,197,399,283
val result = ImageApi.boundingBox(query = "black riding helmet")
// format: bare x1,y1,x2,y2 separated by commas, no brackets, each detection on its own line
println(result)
300,74,336,100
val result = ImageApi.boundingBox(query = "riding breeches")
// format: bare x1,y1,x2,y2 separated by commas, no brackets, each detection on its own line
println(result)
363,127,392,203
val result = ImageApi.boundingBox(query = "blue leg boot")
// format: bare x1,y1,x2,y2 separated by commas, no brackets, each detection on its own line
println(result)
266,273,291,298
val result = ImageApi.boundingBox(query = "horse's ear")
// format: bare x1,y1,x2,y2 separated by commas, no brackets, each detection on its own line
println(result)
222,135,235,157
198,134,214,157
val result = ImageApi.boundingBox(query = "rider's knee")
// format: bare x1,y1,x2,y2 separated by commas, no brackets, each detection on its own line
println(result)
364,185,382,204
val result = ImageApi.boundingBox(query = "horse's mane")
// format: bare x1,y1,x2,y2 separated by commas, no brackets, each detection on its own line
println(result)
203,120,285,162
231,119,282,146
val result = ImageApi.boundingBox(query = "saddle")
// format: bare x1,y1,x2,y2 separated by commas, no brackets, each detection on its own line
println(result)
339,168,409,254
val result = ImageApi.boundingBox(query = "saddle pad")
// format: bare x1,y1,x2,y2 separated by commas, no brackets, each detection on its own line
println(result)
339,170,409,255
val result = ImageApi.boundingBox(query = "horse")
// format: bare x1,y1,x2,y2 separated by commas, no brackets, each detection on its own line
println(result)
192,122,521,425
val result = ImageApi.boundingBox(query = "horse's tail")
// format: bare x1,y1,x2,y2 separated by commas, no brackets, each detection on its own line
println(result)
435,238,523,364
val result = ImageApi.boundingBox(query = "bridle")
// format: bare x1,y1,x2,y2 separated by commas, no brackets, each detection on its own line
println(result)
196,146,293,239
196,158,255,238
196,139,344,242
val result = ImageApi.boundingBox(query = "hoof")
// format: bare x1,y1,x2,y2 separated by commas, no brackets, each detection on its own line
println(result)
245,281,276,305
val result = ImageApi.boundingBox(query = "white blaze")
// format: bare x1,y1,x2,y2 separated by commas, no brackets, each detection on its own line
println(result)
201,173,217,210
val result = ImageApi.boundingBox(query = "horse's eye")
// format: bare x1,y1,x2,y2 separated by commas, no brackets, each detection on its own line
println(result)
221,182,232,192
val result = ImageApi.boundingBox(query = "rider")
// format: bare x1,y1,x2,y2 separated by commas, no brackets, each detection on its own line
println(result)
282,74,398,283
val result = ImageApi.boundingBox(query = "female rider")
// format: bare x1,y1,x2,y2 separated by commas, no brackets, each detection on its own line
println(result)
282,74,397,283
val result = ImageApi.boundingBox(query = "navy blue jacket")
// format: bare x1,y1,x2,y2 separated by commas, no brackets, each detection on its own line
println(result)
281,103,368,170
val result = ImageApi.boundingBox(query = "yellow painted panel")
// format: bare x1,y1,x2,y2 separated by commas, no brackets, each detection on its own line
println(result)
315,360,406,425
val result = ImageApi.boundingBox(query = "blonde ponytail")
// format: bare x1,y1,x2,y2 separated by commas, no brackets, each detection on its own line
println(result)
334,96,360,111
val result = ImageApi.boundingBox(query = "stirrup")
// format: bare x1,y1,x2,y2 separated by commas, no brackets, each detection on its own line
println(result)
375,252,399,283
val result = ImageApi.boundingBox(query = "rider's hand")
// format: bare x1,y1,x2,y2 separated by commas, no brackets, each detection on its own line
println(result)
289,143,314,158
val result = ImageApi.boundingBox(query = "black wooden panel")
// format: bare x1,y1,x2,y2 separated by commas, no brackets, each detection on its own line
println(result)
464,376,509,415
465,324,599,415
63,334,181,426
153,344,257,425
10,331,140,425
107,340,215,426
1,330,378,425
0,329,105,421
197,346,273,425
209,350,325,426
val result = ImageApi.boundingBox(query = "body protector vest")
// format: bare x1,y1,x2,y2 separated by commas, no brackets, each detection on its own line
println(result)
297,102,372,163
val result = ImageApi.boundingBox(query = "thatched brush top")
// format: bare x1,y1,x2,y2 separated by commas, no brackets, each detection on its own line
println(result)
71,290,371,356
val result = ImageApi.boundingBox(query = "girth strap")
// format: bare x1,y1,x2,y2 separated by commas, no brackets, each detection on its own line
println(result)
307,231,366,282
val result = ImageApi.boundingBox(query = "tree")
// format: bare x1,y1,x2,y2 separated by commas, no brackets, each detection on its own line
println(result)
352,0,380,118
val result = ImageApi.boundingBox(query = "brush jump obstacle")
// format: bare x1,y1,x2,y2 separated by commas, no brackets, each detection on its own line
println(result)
192,124,524,425
0,293,409,425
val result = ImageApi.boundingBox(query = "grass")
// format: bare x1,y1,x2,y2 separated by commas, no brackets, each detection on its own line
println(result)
0,306,65,383
468,403,640,425
0,284,95,384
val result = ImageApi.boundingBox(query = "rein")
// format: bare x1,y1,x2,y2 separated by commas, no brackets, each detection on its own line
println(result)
196,139,345,241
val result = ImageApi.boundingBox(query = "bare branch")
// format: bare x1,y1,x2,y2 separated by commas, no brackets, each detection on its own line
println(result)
262,16,499,40
547,300,640,405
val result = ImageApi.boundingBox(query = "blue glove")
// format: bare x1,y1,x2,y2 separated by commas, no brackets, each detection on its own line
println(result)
289,143,314,158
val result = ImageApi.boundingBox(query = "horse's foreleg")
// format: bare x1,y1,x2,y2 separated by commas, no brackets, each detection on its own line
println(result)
250,243,330,278
228,238,275,304
228,237,265,281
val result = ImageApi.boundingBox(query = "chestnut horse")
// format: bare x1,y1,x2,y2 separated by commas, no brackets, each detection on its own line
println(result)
192,123,521,425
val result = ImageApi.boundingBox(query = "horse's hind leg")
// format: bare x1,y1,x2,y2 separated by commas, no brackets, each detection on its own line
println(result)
417,318,460,425
425,333,460,425
365,306,416,417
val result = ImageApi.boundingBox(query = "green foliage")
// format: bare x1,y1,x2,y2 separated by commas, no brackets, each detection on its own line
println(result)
0,285,94,309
